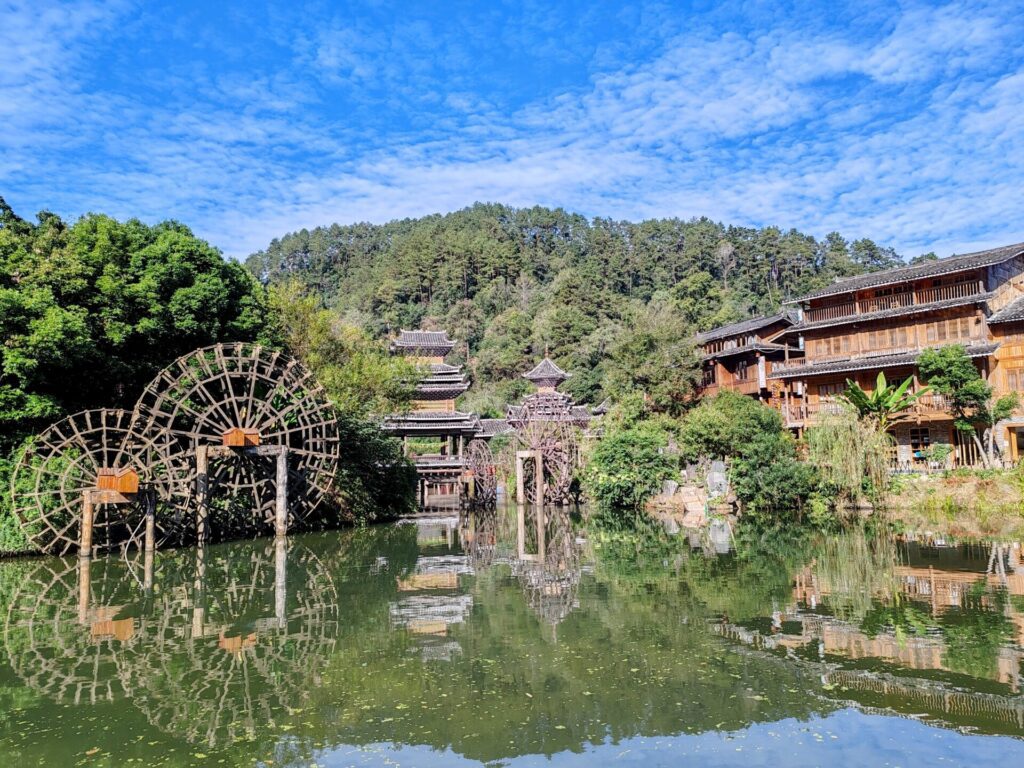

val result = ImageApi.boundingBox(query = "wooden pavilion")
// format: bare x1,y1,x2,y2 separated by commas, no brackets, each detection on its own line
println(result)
382,330,482,506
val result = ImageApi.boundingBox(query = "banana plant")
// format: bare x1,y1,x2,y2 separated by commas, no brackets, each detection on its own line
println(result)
839,372,930,431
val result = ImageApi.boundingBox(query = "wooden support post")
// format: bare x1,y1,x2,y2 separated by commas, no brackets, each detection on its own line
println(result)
192,544,207,638
275,449,288,538
144,545,154,592
78,556,91,625
275,536,287,628
516,503,526,558
536,505,546,563
79,490,95,558
533,450,544,510
144,489,156,554
196,445,210,544
515,453,526,505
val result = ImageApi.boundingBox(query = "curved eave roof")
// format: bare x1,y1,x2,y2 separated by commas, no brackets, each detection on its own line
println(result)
695,312,794,344
988,295,1024,324
522,357,570,382
702,341,789,361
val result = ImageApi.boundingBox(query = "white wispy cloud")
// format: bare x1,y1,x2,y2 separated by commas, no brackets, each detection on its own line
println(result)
1,0,1022,261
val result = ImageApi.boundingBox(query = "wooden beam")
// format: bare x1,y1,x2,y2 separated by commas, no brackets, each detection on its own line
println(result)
196,445,210,544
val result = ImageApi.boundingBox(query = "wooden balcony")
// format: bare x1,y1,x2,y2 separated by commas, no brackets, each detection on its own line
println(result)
779,393,953,427
804,280,986,323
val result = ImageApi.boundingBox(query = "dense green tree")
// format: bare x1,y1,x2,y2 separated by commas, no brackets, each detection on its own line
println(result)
583,423,676,519
0,201,274,454
918,345,1020,466
602,297,699,416
677,391,785,462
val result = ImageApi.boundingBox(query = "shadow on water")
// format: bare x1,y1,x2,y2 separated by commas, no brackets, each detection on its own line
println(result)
2,509,1024,765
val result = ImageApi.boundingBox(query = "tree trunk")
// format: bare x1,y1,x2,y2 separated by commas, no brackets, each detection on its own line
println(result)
971,432,992,469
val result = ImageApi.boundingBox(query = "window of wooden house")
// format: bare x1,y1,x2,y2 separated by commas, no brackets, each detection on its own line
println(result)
702,366,716,386
1007,367,1024,392
909,428,931,460
817,382,843,399
736,360,750,380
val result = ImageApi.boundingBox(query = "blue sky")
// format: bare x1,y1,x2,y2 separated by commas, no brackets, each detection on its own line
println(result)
2,0,1023,259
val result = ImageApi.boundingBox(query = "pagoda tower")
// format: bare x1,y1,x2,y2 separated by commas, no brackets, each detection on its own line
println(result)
507,357,593,427
383,330,481,507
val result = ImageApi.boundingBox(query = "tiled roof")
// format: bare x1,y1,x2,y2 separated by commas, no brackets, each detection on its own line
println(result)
789,243,1024,303
391,330,456,353
695,312,794,344
702,341,789,361
786,292,993,333
769,343,999,380
382,411,481,434
988,295,1024,325
476,418,514,438
522,357,570,382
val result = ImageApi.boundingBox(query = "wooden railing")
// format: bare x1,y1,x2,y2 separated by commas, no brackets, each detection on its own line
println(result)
806,301,858,322
779,393,953,427
803,280,986,323
916,280,985,304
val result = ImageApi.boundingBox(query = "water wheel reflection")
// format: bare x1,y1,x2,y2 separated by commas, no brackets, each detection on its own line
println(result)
459,506,499,571
2,556,145,704
116,540,339,748
513,507,582,634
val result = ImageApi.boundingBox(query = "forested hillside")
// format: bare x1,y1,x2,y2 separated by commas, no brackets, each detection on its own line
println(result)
247,203,902,411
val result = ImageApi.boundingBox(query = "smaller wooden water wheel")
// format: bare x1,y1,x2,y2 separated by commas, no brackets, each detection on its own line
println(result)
465,439,498,506
10,409,179,555
132,343,341,536
512,397,577,505
459,507,498,570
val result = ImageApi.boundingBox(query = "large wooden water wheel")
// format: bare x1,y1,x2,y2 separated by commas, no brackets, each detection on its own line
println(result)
465,439,498,507
511,397,577,505
132,343,340,536
9,409,179,555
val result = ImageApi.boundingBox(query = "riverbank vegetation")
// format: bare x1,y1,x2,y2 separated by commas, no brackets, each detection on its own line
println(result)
0,200,418,553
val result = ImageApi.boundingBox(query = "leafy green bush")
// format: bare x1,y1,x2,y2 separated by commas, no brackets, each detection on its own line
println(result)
679,391,784,461
584,424,676,520
730,431,820,521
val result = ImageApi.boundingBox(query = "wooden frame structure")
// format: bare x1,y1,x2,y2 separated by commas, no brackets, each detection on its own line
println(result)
9,343,341,555
134,343,340,538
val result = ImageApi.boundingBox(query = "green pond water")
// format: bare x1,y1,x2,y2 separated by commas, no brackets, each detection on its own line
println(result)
3,508,1024,766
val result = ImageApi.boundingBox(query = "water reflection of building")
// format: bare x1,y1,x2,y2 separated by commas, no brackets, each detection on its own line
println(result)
390,519,474,661
730,538,1024,693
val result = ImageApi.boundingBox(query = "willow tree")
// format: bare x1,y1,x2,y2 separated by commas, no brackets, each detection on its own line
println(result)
805,404,891,504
